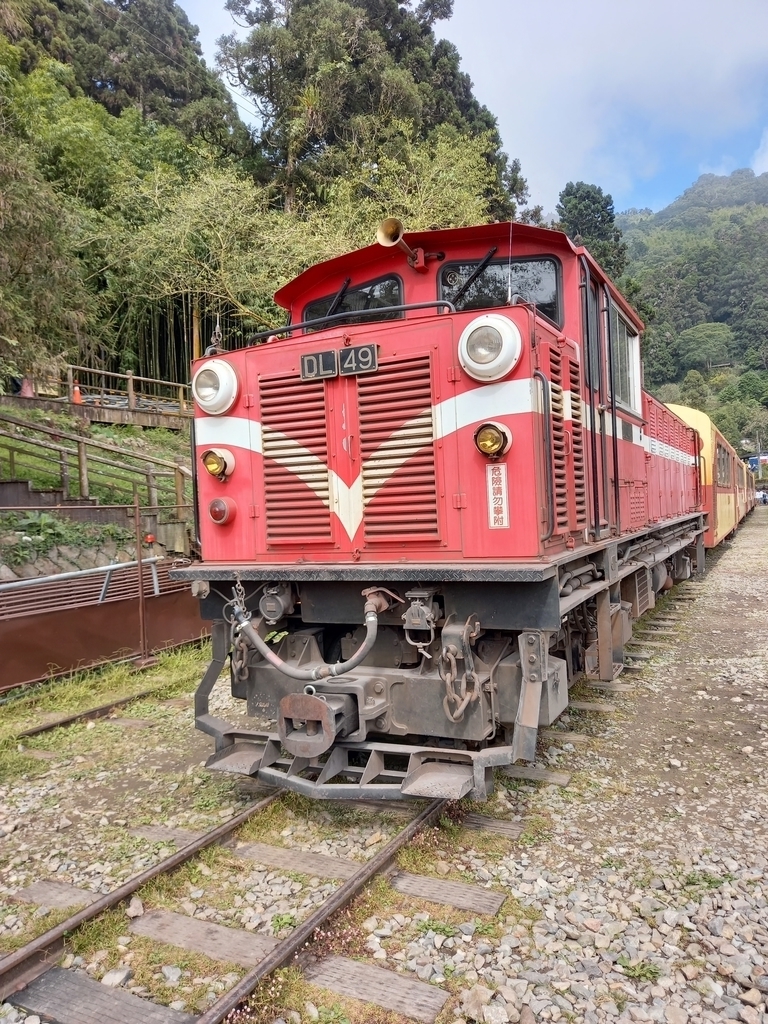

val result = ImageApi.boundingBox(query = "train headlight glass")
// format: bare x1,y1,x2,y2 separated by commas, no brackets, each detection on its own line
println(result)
458,313,523,381
192,360,238,415
201,448,235,478
474,422,512,457
466,326,503,364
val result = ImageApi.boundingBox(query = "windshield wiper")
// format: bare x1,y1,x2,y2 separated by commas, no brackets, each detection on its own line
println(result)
325,277,351,318
451,247,497,306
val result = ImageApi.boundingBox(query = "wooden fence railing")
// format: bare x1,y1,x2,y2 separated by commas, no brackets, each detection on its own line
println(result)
0,412,192,514
32,365,193,416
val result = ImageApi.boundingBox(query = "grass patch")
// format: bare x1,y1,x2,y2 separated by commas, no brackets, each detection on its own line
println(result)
415,918,456,937
617,955,662,981
69,906,244,1011
681,870,734,892
0,642,212,744
0,906,75,953
518,813,552,847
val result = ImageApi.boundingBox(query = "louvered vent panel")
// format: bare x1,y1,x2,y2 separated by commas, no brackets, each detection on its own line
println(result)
568,357,588,527
636,567,651,615
549,348,569,531
358,355,439,539
260,377,332,543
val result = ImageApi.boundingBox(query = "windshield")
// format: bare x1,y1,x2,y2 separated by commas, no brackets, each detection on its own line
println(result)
303,275,403,331
439,257,561,325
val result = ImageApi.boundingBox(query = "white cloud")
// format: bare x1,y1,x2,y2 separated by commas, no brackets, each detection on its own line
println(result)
443,0,768,209
752,129,768,174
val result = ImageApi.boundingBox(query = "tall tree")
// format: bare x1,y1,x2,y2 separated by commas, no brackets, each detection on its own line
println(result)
556,181,628,279
217,0,528,216
14,0,246,145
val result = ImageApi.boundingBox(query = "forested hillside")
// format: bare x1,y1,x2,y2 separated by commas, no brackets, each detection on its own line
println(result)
0,0,530,386
619,169,768,451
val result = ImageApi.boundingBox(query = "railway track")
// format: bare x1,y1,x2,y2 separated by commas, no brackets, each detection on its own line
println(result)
0,580,708,1024
0,788,489,1024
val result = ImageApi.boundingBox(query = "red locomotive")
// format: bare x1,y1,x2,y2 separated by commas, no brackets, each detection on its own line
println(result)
174,219,749,800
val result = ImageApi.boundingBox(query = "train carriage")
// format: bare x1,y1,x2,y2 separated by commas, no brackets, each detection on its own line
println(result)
173,220,736,801
668,405,755,547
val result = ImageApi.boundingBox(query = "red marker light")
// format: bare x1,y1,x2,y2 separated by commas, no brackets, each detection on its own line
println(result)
144,533,156,544
209,498,236,524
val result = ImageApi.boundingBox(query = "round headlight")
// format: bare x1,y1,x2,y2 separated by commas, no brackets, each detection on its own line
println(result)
192,360,239,415
458,314,523,382
195,369,220,403
467,326,503,364
474,422,512,458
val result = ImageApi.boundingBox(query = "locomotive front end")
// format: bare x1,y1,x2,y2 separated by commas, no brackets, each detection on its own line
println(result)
174,219,705,800
178,222,576,800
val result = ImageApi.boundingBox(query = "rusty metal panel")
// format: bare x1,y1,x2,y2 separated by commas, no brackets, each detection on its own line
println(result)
0,560,186,619
0,587,206,692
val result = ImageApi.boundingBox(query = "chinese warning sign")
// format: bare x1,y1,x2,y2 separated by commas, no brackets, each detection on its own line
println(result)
486,463,510,529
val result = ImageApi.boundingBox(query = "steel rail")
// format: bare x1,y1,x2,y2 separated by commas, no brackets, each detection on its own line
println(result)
13,688,161,737
0,792,280,1001
197,797,446,1024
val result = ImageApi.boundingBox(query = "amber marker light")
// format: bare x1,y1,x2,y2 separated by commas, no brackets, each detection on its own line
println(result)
474,422,512,457
209,497,236,524
201,447,235,478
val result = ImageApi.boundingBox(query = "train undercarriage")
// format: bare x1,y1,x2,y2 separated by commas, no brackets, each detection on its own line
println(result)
180,513,705,801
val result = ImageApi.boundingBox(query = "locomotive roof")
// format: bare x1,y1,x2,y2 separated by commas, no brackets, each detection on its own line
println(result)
274,221,642,330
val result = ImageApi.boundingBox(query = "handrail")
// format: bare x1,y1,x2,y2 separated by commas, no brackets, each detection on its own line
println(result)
0,557,163,592
67,365,190,390
602,284,621,535
534,369,555,543
579,256,602,537
0,432,175,479
236,300,457,350
0,412,184,470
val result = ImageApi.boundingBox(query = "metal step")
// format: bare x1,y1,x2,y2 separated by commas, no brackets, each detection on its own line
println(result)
206,741,270,776
401,761,474,799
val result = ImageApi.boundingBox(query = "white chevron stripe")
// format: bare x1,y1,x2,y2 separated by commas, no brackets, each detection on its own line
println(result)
194,376,694,540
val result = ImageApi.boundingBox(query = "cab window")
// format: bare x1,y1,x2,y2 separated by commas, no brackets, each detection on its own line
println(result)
303,275,403,331
439,257,561,326
609,306,641,413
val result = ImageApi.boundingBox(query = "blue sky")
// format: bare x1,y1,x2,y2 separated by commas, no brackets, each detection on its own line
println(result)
178,0,768,215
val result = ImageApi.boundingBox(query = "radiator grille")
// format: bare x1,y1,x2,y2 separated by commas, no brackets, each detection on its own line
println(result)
549,348,569,531
568,358,588,527
358,355,439,539
260,377,332,543
630,486,647,527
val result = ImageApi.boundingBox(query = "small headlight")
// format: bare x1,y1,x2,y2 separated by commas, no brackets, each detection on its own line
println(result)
201,448,235,478
192,359,239,415
467,326,503,364
474,422,511,457
203,450,226,476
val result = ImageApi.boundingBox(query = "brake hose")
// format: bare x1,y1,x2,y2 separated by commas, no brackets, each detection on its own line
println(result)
231,590,385,681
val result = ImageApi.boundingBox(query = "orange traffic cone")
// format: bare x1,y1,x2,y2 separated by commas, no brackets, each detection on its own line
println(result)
72,381,83,405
